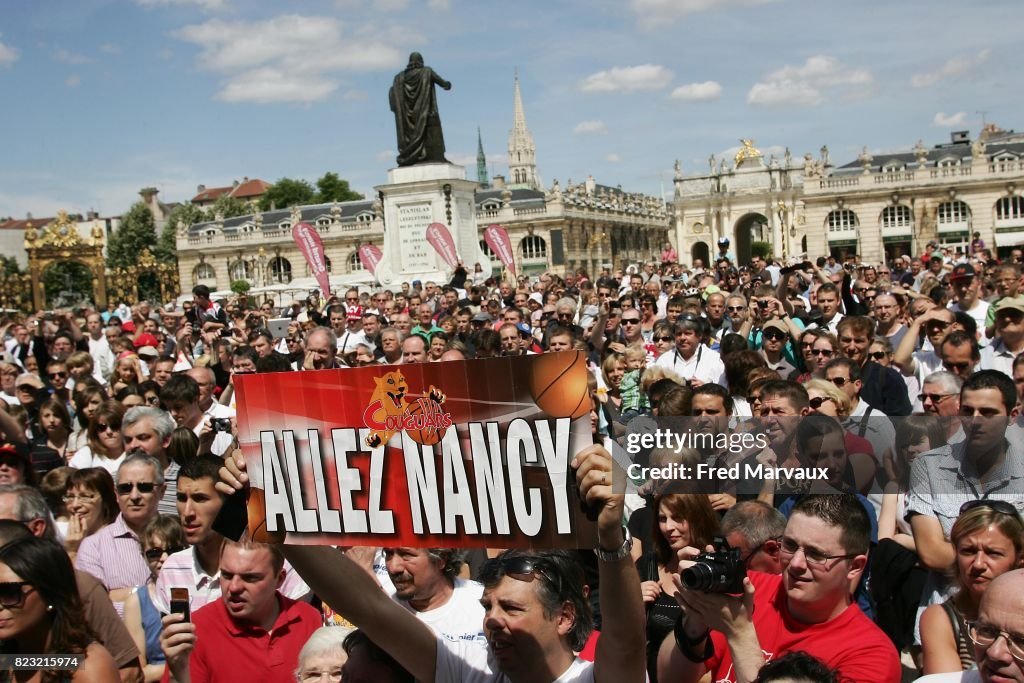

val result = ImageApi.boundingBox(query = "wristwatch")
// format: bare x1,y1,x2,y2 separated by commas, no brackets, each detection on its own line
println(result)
594,527,633,562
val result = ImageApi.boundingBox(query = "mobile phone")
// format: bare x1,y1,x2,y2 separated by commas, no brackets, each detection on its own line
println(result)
212,418,232,433
267,317,290,339
170,587,190,623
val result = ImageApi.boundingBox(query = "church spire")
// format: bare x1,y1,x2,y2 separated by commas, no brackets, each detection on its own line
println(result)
508,70,540,191
476,127,489,189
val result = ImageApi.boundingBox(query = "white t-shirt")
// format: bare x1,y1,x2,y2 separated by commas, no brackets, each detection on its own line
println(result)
435,638,595,683
949,299,990,346
67,447,125,476
401,579,487,648
654,345,725,386
913,670,981,683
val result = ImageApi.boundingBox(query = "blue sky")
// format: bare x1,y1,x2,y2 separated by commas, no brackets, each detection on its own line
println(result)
0,0,1017,219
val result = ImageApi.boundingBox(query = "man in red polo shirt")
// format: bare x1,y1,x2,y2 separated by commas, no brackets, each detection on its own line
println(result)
159,540,320,683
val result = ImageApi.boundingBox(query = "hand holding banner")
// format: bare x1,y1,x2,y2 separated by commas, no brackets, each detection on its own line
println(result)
484,224,516,277
425,222,460,269
292,222,332,295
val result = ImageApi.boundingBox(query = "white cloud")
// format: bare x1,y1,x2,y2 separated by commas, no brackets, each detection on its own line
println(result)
135,0,230,11
669,80,722,102
99,43,120,54
747,55,871,107
55,49,91,65
579,64,672,93
0,40,19,67
631,0,776,28
65,74,81,88
933,111,967,127
174,15,408,104
911,49,991,88
573,120,608,135
606,153,622,163
343,89,368,101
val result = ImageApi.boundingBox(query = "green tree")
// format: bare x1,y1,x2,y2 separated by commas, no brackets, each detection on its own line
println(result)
0,256,21,277
259,178,315,212
751,241,773,260
42,262,94,308
157,203,207,263
107,201,157,269
315,172,363,203
208,195,251,220
230,279,251,296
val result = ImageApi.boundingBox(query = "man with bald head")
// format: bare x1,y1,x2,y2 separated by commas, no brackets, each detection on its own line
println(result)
186,366,234,422
871,293,907,349
914,569,1024,682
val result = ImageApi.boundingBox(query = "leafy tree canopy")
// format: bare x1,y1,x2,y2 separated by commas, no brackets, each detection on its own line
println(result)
315,172,363,203
107,202,157,269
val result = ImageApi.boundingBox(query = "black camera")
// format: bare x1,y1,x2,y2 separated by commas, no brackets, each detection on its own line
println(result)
757,299,768,309
681,536,746,594
212,418,232,433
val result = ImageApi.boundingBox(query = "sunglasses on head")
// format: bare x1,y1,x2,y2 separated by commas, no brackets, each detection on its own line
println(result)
959,499,1022,520
0,581,33,609
145,546,186,561
479,555,562,595
116,482,156,495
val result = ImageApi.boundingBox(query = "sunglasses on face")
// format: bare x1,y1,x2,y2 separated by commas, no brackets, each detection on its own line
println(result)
654,336,674,343
944,361,972,371
809,396,833,410
812,348,833,357
116,482,156,495
48,371,67,379
763,330,788,342
144,545,186,561
868,351,888,360
621,318,640,325
829,377,850,387
96,422,120,432
0,581,33,609
918,392,954,404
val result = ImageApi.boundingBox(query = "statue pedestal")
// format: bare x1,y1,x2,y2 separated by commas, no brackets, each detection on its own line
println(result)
372,163,490,288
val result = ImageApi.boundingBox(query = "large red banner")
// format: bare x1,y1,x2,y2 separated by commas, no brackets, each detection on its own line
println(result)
484,223,517,277
234,353,597,549
425,222,459,269
292,222,332,295
357,244,383,275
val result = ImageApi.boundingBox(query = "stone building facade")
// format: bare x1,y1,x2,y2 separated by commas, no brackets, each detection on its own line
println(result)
673,126,1024,266
175,78,669,293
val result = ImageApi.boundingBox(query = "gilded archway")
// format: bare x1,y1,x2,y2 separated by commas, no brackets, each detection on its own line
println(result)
107,249,181,306
24,211,108,311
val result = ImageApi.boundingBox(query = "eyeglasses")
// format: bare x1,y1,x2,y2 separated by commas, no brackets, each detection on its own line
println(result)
62,492,97,504
967,621,1024,663
811,348,833,357
959,499,1023,520
144,545,186,561
779,537,859,568
763,330,788,342
868,351,888,360
944,361,972,372
95,422,120,432
0,582,34,609
925,320,950,330
829,377,850,387
726,306,745,312
654,336,674,343
300,670,343,682
479,555,563,597
116,482,157,495
621,318,640,325
918,392,954,404
809,396,833,410
48,371,67,379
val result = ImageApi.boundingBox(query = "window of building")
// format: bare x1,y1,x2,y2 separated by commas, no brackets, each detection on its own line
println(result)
937,200,971,225
193,263,215,284
480,240,495,258
356,212,374,223
996,195,1024,221
316,217,331,228
937,157,959,168
481,200,501,212
881,205,912,231
269,256,292,283
826,209,858,232
279,221,292,231
229,260,253,281
520,235,547,260
349,252,363,272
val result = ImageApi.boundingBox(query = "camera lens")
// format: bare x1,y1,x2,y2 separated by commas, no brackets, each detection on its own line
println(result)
681,562,718,591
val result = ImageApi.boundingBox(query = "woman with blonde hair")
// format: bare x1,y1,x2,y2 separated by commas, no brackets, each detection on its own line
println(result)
920,502,1024,674
67,401,126,476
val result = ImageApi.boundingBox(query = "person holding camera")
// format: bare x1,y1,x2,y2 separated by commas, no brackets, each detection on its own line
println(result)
657,494,899,683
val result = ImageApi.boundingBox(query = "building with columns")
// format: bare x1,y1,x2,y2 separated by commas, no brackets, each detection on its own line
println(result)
175,77,669,293
673,125,1024,266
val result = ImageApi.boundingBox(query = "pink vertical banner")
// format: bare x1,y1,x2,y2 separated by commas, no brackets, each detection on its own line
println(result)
425,222,459,269
484,224,516,277
292,222,332,295
358,244,383,275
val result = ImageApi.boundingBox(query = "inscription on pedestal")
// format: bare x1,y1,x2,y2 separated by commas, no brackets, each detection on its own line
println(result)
396,203,434,272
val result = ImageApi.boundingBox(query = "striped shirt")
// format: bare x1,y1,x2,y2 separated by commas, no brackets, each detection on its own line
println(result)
74,514,151,617
153,547,310,614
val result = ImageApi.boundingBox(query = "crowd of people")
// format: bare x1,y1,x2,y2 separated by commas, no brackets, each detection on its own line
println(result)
0,238,1023,682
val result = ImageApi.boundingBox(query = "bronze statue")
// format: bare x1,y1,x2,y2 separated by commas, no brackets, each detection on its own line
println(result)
389,52,452,166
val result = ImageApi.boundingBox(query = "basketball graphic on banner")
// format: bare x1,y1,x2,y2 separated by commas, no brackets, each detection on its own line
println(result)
247,487,286,544
404,396,448,445
527,351,590,419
